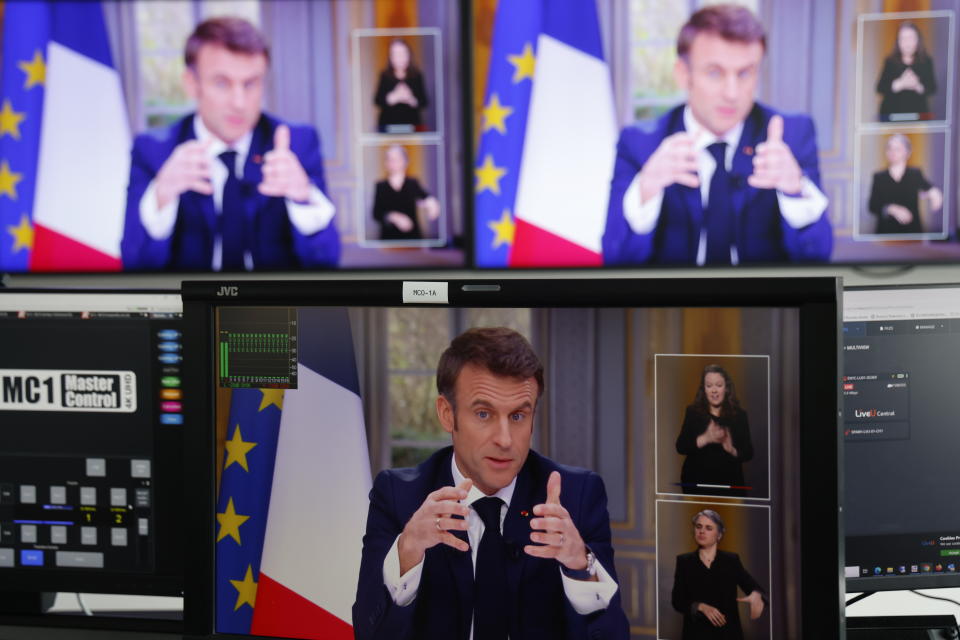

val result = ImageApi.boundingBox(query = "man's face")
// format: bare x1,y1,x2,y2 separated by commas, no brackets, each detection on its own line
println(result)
184,44,266,144
436,363,537,495
674,32,764,137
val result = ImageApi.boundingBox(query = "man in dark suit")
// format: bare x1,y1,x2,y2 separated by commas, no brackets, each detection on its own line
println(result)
353,328,629,640
121,17,338,271
603,5,832,266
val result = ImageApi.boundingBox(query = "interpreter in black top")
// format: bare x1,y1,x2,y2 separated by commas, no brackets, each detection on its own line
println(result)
868,133,943,235
672,510,766,640
676,365,754,497
876,21,937,121
372,145,439,241
374,39,429,133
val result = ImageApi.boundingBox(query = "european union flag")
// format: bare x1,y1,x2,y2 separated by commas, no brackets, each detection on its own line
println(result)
473,2,542,267
215,387,283,633
0,1,49,271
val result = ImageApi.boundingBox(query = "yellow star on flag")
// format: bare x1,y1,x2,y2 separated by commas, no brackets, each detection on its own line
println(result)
507,43,536,83
0,160,23,200
258,388,284,412
216,497,250,545
229,565,258,611
475,154,507,196
488,209,515,249
18,50,46,90
482,93,514,135
0,100,26,140
223,424,257,472
7,213,33,253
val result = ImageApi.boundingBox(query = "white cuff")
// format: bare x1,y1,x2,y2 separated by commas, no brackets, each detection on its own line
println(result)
622,172,663,235
382,535,422,607
286,186,335,235
560,557,619,615
777,177,828,229
139,181,179,241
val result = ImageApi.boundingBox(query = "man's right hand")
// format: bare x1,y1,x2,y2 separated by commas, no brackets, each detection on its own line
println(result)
637,129,700,203
154,138,214,210
398,479,472,574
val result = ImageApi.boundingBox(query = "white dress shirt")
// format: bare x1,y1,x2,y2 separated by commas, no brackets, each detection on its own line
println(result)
382,456,619,638
138,115,335,271
622,106,828,265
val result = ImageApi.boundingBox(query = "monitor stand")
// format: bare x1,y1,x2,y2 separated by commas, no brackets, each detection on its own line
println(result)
848,615,960,639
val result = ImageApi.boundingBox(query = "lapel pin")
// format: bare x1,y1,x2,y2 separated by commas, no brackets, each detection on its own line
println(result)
252,154,263,164
743,146,754,156
520,510,529,517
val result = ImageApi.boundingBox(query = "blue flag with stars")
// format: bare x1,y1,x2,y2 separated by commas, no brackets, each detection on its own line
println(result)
215,387,283,633
473,1,542,267
0,0,49,271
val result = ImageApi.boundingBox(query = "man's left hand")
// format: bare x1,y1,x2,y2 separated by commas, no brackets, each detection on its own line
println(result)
747,115,803,195
526,471,594,579
259,124,312,202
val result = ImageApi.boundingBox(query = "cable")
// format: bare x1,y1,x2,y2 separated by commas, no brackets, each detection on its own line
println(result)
910,589,960,609
75,593,93,616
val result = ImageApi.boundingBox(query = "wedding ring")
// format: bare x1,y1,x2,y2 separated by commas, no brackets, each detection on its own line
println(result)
435,516,442,531
559,534,565,545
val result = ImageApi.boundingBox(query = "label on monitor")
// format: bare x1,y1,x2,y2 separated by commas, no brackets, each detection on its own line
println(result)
0,369,137,413
402,281,449,304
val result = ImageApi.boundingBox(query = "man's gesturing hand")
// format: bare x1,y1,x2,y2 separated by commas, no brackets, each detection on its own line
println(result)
748,115,803,195
154,138,214,209
258,124,312,203
637,129,701,203
397,479,472,574
526,471,594,578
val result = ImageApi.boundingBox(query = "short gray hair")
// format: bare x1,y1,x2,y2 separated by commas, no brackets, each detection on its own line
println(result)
692,509,726,536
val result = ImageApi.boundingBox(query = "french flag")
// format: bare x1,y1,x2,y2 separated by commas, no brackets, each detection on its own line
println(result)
249,308,371,639
19,2,128,271
473,0,616,268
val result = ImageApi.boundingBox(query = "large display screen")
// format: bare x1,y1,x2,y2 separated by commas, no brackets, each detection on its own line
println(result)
843,285,960,592
471,1,960,268
0,1,466,272
182,279,841,640
0,291,183,596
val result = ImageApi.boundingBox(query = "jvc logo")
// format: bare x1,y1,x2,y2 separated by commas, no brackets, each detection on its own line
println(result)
217,286,239,297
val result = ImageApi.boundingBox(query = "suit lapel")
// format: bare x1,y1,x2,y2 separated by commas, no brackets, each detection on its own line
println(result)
437,454,474,640
502,460,539,633
730,107,763,235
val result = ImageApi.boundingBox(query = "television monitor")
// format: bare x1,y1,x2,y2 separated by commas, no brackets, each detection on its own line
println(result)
0,290,184,630
470,1,960,268
843,285,960,592
0,0,469,273
182,277,841,639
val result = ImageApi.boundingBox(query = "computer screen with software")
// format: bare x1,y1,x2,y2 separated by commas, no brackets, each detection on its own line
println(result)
182,278,841,640
0,291,184,602
844,285,960,592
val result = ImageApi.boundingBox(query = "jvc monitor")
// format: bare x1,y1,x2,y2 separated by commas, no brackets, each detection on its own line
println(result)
183,278,841,640
0,291,184,601
844,285,960,592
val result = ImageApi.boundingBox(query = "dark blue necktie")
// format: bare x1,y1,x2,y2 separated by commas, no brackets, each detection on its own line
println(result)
218,150,245,271
704,141,734,264
473,496,508,640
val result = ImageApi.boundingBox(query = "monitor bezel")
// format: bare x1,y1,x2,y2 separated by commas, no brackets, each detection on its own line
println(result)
843,283,960,593
182,276,843,639
0,288,184,632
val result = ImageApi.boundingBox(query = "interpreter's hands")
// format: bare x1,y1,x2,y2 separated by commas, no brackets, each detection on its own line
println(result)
885,203,914,225
737,590,765,620
422,196,441,221
386,211,415,233
894,68,923,93
925,187,944,211
748,115,803,195
637,128,701,203
387,82,418,107
526,471,593,578
698,602,727,627
259,124,312,203
154,138,213,209
719,427,738,458
697,419,727,449
397,479,472,574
